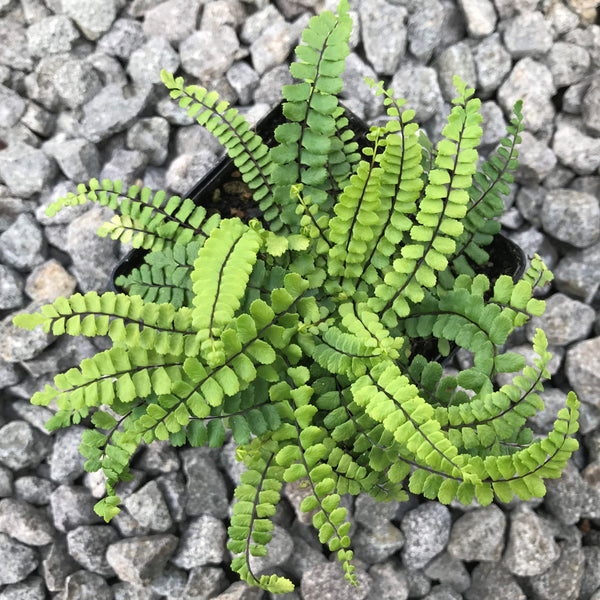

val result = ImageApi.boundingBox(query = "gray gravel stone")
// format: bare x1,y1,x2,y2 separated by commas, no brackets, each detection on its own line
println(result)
150,566,186,598
436,42,477,102
553,119,600,174
301,562,371,600
354,493,401,532
98,18,145,59
528,541,585,600
59,570,112,600
106,534,178,586
582,78,600,136
54,58,103,110
66,525,119,576
166,151,217,196
127,37,180,86
201,0,246,30
503,11,553,58
581,546,600,600
240,4,283,44
171,514,227,568
354,522,404,563
561,79,590,115
0,20,33,71
528,388,573,433
181,450,229,519
248,523,294,575
14,475,55,506
401,502,451,570
0,84,25,129
20,101,56,137
527,292,595,345
183,566,229,599
514,131,557,185
544,460,585,526
112,581,160,600
123,480,173,532
457,0,497,37
61,0,117,41
24,54,67,111
50,485,102,533
46,137,100,182
138,442,180,476
250,20,295,76
0,420,49,470
341,53,382,119
66,206,118,292
423,552,470,593
547,1,581,36
143,0,202,46
87,51,127,86
0,264,24,310
447,504,505,561
49,427,86,483
367,561,409,600
126,117,170,166
0,144,57,199
41,540,79,592
0,213,45,270
479,100,508,147
553,242,600,302
281,534,326,581
100,149,147,190
0,498,55,546
407,0,445,62
566,337,600,408
474,33,512,96
390,62,443,124
0,467,13,498
226,61,260,106
547,42,591,88
0,576,46,600
0,533,39,585
360,0,407,75
80,83,153,143
503,506,560,576
465,562,525,600
253,64,294,106
541,188,600,247
180,27,240,83
498,58,556,133
26,15,80,56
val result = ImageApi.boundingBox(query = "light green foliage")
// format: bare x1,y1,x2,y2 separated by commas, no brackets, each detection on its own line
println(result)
14,1,579,594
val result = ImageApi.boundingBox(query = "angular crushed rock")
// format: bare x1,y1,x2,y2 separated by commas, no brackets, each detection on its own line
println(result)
250,20,296,76
528,542,585,600
25,259,77,304
66,525,119,576
0,533,39,585
541,188,600,248
61,0,117,41
171,515,227,569
503,507,560,576
360,0,407,75
0,84,26,128
44,137,101,183
447,504,506,562
142,0,202,45
436,41,477,101
26,15,80,57
301,562,371,600
98,18,146,59
106,534,178,586
354,522,405,564
473,32,512,95
498,58,555,133
0,420,50,471
50,485,103,533
0,264,24,310
0,145,57,199
80,83,153,143
527,292,595,345
554,119,600,175
465,562,525,600
503,11,553,58
126,117,170,166
127,37,180,85
457,0,497,38
123,480,173,532
60,570,113,600
367,561,410,600
0,498,55,546
407,0,445,62
566,337,600,408
401,502,451,570
180,27,240,83
53,58,104,110
390,62,443,123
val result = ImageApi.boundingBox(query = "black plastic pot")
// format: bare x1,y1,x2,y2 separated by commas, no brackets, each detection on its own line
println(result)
111,103,526,315
112,102,370,289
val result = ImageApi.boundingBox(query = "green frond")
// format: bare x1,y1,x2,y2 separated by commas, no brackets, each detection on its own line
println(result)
191,218,262,367
47,179,220,251
160,70,277,227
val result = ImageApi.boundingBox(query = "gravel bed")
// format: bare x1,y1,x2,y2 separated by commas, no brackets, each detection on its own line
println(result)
1,0,600,598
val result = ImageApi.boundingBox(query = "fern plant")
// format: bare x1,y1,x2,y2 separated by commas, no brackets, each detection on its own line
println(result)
15,1,579,594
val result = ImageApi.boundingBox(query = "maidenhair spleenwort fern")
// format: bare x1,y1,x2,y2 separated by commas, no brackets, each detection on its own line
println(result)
15,1,579,594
